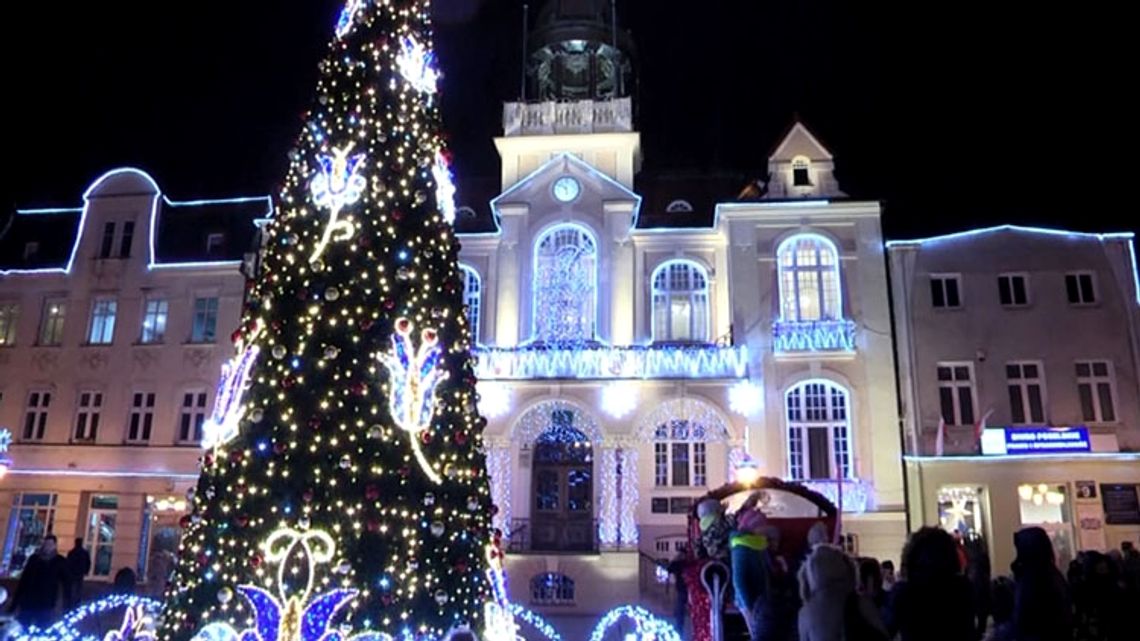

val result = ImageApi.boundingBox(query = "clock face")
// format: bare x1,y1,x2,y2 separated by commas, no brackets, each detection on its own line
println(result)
552,176,581,203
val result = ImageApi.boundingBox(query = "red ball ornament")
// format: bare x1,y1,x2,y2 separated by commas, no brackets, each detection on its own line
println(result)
365,484,380,501
384,300,396,311
490,504,499,516
231,329,243,344
381,595,394,606
308,417,322,430
422,328,438,343
235,515,249,527
359,319,374,332
282,376,296,389
179,515,192,528
454,561,467,574
229,450,244,464
420,431,432,445
197,553,209,566
455,432,467,446
395,318,411,334
274,442,287,454
251,554,263,568
398,466,410,478
302,489,314,503
352,382,368,396
367,519,381,532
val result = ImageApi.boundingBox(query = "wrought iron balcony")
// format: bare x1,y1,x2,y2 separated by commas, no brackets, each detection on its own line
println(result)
772,319,857,354
507,518,600,554
472,343,749,381
502,97,633,136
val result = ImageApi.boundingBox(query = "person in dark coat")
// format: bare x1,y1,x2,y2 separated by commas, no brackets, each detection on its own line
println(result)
1011,526,1072,641
884,527,974,641
964,534,991,639
7,535,71,628
64,538,91,609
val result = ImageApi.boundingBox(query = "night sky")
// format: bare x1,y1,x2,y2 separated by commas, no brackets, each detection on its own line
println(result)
4,1,1133,238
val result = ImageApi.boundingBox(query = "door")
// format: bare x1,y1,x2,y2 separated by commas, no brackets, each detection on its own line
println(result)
530,422,594,552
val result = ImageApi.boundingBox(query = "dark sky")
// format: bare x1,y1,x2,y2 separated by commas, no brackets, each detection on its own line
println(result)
3,1,1134,238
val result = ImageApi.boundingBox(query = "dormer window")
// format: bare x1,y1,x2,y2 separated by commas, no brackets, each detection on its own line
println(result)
456,206,477,219
23,242,39,260
206,233,226,255
665,199,694,214
99,222,116,258
792,156,812,187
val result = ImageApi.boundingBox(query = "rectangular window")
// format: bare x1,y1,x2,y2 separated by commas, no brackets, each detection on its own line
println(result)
654,443,668,486
119,221,135,258
1065,272,1096,305
206,233,225,255
1,494,58,576
930,275,962,309
669,497,694,514
178,390,208,443
0,303,18,346
191,297,219,343
937,363,976,425
99,222,116,259
23,242,39,260
22,391,51,441
1006,362,1045,424
651,498,669,514
1076,360,1117,423
87,298,117,344
74,390,103,442
670,442,690,487
38,299,66,346
140,299,168,344
85,495,118,577
127,392,156,443
998,274,1029,306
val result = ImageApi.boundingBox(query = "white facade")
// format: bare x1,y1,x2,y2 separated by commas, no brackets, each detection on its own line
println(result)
888,226,1140,573
460,114,907,616
0,169,267,592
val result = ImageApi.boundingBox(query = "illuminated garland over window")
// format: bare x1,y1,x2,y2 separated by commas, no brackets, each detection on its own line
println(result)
636,398,732,443
772,319,857,353
800,479,874,513
474,344,749,380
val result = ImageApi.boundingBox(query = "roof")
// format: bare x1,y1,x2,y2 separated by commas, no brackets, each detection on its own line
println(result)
0,208,83,271
155,197,270,264
452,176,501,235
632,171,748,229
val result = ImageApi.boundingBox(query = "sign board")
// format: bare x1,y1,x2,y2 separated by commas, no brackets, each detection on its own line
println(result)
980,427,1091,456
1101,483,1140,525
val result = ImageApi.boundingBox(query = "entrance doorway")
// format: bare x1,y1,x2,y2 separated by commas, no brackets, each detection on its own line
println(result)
530,411,595,552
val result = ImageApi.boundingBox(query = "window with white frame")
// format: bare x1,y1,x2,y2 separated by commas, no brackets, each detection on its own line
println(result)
73,390,103,442
22,390,51,441
930,275,962,309
530,572,575,605
191,297,219,343
127,391,156,443
1076,360,1116,423
1006,362,1045,424
178,390,208,443
654,421,708,487
777,234,841,322
786,381,851,480
87,298,117,344
459,265,481,343
140,298,168,344
533,224,596,342
0,303,18,346
85,495,118,577
39,299,66,346
1065,272,1096,305
998,273,1030,307
651,260,710,342
792,156,812,187
938,363,976,426
1,493,58,576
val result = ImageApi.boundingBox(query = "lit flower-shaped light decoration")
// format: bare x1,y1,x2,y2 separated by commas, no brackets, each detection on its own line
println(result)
335,0,365,39
431,150,457,224
396,35,440,94
201,343,261,450
0,428,12,480
481,542,519,641
103,602,156,641
377,318,448,484
309,143,367,263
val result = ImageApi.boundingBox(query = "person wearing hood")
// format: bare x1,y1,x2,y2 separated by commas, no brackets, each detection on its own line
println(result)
1011,526,1072,641
797,544,886,641
885,527,974,641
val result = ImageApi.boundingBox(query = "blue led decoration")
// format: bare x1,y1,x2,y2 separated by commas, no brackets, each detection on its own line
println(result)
377,318,448,484
335,0,366,39
12,594,162,641
201,336,261,449
588,605,682,641
508,604,562,641
308,143,367,263
772,319,856,354
432,150,457,224
396,36,440,94
473,343,749,380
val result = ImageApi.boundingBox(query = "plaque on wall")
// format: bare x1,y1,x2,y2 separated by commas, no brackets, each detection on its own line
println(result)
1100,483,1140,525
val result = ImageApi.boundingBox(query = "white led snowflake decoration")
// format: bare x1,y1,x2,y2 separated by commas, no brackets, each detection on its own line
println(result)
308,143,367,263
377,318,449,484
432,150,457,224
396,35,440,94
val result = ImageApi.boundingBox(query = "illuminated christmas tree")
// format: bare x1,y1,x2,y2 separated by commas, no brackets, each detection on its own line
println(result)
157,2,511,640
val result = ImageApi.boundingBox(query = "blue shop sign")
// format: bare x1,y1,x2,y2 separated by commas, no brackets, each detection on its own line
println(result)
980,426,1091,456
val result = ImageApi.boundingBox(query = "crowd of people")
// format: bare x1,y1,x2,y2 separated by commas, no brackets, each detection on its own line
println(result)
668,495,1140,641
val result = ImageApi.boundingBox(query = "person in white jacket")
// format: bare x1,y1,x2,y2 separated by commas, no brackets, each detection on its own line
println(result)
797,544,888,641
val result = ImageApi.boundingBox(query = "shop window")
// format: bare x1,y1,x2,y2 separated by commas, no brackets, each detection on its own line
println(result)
1017,483,1073,568
938,486,986,539
1,493,58,575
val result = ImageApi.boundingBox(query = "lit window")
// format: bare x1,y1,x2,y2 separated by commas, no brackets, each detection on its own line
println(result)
1065,272,1096,305
459,264,481,344
651,260,710,342
38,299,66,346
1075,360,1117,423
1006,362,1045,424
85,495,119,577
786,380,851,480
792,156,812,187
1016,484,1072,568
533,224,596,342
140,299,168,344
178,390,208,443
653,421,709,487
87,298,117,345
73,390,103,442
0,303,18,346
938,363,976,425
777,234,841,322
191,297,219,343
998,274,1029,306
530,572,575,605
22,391,52,441
930,275,962,309
1,493,58,576
127,391,156,443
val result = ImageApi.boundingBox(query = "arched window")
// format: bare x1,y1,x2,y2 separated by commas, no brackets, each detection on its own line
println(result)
652,260,710,342
530,572,575,605
533,224,597,342
777,234,841,322
785,380,851,480
666,199,694,213
792,156,812,187
459,264,481,343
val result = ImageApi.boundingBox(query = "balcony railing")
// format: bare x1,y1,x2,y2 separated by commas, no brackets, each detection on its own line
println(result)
772,319,857,354
502,98,633,136
473,343,749,381
508,518,599,554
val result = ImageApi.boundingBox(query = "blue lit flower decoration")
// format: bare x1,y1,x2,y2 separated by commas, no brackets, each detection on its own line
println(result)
377,317,448,484
396,36,440,94
308,143,367,262
335,0,365,39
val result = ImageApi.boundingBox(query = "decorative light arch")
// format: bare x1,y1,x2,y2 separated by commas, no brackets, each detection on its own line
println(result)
511,399,603,445
650,259,710,343
531,222,598,342
776,233,842,322
458,262,482,344
636,396,733,442
784,378,852,480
